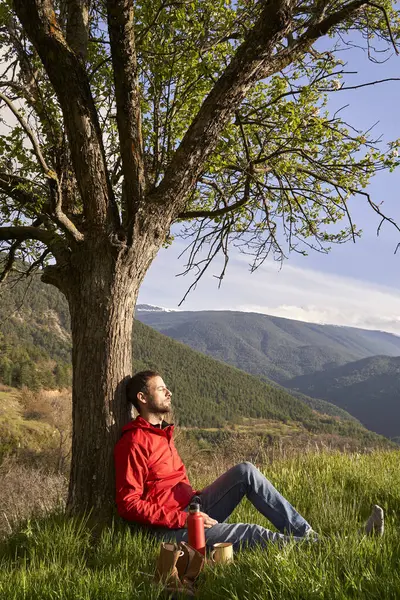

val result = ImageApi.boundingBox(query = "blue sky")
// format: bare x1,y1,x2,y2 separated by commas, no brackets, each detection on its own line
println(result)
139,43,400,334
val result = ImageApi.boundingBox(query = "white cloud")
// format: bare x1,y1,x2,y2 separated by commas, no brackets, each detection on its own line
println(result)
239,302,400,334
231,261,400,335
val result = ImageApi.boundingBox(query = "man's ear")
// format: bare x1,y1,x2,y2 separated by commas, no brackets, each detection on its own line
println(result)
137,392,147,406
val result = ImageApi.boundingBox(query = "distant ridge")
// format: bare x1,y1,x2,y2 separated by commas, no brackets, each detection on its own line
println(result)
135,309,400,384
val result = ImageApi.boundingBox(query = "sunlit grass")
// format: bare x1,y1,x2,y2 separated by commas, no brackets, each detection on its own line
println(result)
1,450,399,599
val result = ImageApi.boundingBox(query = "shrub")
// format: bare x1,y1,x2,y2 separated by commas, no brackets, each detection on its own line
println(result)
0,457,67,539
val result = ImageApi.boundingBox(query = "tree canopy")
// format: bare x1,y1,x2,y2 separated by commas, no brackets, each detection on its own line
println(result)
0,0,399,286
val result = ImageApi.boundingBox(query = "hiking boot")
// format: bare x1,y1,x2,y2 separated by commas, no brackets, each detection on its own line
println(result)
154,543,188,592
176,542,205,585
154,542,197,597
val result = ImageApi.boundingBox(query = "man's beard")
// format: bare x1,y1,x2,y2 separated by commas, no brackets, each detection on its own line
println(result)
147,397,171,415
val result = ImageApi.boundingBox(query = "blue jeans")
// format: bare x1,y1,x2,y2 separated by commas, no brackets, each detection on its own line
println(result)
151,462,312,551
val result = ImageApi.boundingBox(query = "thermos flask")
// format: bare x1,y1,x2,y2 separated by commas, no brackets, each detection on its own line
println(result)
187,502,206,555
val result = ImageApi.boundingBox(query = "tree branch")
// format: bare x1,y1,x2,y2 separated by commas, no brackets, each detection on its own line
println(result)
25,248,51,276
149,0,296,212
106,0,146,233
13,0,118,231
149,0,394,228
4,17,63,150
48,177,85,243
65,0,91,61
0,241,21,283
178,183,251,219
258,1,398,81
319,77,400,92
0,225,57,245
0,91,54,176
0,171,45,208
366,1,399,54
0,172,70,239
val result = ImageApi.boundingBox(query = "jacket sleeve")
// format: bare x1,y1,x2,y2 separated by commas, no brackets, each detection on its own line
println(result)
114,435,187,529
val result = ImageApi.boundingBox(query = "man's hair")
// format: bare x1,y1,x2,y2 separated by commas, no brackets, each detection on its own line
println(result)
126,370,160,413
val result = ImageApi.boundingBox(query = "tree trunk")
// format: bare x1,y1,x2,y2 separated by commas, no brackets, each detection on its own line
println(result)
66,239,142,518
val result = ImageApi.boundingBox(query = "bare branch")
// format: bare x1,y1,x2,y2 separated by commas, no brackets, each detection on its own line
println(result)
257,1,398,80
177,222,227,306
319,77,400,92
177,176,252,302
25,248,51,276
363,192,400,236
366,1,399,55
178,194,251,220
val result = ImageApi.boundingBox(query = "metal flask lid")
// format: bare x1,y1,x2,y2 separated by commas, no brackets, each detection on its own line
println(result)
189,502,201,513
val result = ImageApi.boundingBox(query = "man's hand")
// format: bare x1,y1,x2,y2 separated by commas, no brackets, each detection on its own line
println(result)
185,511,218,529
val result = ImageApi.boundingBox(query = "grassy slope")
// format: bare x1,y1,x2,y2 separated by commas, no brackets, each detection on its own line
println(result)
136,309,400,383
289,355,400,439
1,449,399,599
0,389,56,462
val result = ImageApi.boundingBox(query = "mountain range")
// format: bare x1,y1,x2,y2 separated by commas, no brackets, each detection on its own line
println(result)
135,307,400,384
136,307,400,438
0,274,385,447
0,272,399,440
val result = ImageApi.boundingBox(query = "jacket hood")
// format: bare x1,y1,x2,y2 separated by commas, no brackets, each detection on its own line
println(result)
121,415,173,435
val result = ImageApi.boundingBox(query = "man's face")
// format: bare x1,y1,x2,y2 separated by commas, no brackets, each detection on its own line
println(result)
141,376,172,414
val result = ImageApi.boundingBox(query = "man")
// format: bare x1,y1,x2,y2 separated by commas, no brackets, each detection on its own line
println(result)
114,370,384,550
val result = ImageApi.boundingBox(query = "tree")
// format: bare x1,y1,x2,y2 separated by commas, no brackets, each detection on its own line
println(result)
0,0,399,517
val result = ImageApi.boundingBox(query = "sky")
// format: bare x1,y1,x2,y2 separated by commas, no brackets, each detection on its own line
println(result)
138,41,400,335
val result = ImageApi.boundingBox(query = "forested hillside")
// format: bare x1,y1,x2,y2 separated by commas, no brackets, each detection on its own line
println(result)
131,319,364,432
136,308,400,383
0,272,72,390
0,272,384,442
290,356,400,439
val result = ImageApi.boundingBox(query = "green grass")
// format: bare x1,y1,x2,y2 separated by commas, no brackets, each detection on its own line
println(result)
1,450,400,599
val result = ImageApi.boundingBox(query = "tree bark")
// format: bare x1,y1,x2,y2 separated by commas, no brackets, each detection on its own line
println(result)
65,239,142,516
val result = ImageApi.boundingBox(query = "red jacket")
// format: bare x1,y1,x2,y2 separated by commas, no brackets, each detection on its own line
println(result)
114,416,196,528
